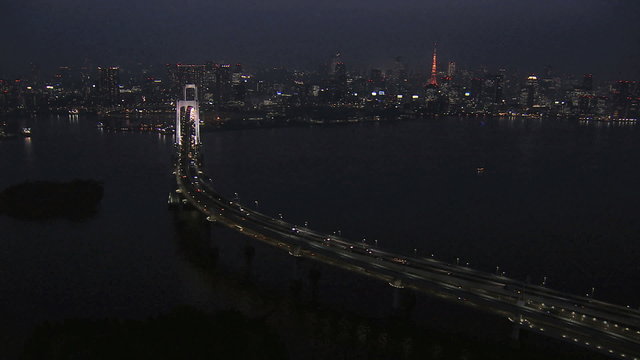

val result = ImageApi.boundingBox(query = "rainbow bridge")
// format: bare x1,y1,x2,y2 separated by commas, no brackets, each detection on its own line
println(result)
169,85,640,359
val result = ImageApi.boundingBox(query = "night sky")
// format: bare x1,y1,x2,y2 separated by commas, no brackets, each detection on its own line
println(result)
2,0,640,78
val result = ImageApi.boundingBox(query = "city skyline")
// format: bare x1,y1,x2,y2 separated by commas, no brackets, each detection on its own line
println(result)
2,0,640,79
2,55,638,121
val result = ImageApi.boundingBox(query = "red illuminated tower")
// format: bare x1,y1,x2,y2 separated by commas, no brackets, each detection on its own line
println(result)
427,43,438,87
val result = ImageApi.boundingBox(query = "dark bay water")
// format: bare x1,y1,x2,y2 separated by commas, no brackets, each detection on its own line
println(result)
203,118,640,303
1,115,639,357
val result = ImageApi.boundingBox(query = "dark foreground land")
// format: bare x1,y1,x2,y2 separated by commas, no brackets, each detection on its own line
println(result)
0,180,103,220
21,307,286,360
18,305,605,360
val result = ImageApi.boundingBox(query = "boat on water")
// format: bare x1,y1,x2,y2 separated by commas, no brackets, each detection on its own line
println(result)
21,127,32,137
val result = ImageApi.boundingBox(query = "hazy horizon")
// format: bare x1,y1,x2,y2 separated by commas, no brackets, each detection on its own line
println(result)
2,0,639,80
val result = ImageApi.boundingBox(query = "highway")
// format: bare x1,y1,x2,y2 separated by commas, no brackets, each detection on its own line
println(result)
172,97,640,359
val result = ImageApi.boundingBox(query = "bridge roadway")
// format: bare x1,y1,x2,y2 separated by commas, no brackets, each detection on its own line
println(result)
173,110,640,359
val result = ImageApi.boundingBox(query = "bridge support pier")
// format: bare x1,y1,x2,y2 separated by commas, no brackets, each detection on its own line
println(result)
308,267,321,304
167,190,182,209
243,242,255,281
392,287,401,311
389,279,404,313
394,290,417,318
389,279,415,318
510,299,525,345
509,321,522,350
290,257,303,294
510,322,521,342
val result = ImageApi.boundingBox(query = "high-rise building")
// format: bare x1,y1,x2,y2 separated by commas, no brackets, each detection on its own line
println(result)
610,80,638,118
447,61,456,78
54,66,74,90
333,60,347,101
470,78,483,98
521,75,539,109
369,69,384,91
232,64,246,103
334,62,346,80
582,74,593,92
389,56,408,95
493,73,504,104
330,52,342,75
215,64,232,104
30,63,41,88
203,62,217,94
392,56,407,81
166,64,206,96
97,67,120,106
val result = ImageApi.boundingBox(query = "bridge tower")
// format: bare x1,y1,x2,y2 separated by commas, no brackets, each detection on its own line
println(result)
169,84,202,209
175,84,201,146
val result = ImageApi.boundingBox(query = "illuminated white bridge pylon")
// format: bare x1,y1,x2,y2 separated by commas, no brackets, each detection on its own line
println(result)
175,84,200,147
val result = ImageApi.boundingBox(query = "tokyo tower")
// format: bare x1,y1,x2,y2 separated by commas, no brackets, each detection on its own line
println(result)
427,43,438,87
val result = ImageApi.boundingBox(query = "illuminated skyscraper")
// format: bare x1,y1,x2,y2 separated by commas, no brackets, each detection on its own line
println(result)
390,56,408,95
214,64,232,104
447,61,456,78
97,67,120,106
166,64,206,96
333,60,347,101
522,75,539,108
232,64,246,102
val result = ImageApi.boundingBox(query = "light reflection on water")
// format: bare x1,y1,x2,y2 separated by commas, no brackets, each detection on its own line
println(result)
23,136,32,159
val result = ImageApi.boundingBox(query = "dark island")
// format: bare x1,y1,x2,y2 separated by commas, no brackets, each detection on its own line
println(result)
0,180,103,220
